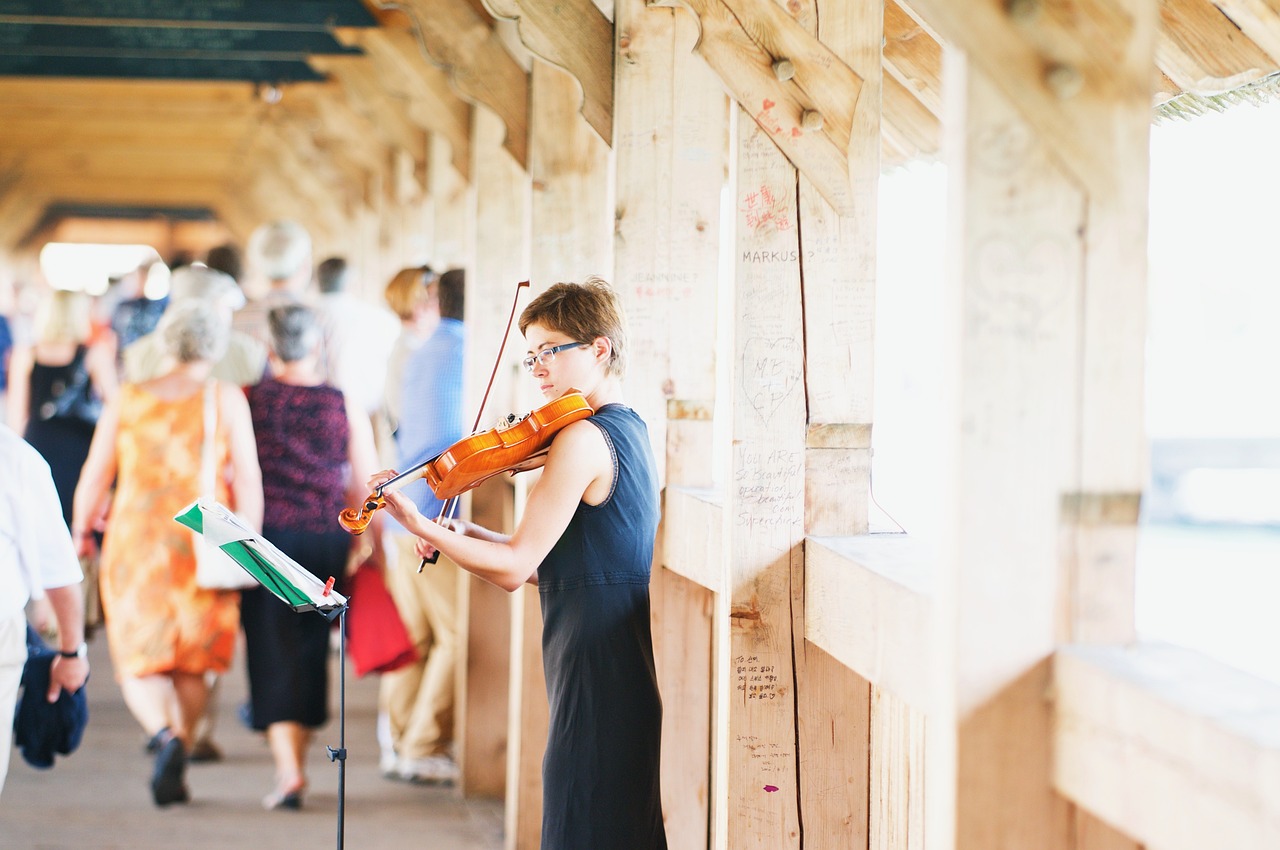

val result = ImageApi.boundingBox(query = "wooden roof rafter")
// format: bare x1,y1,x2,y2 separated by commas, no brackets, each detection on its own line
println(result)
1158,0,1277,93
1213,0,1280,63
249,116,366,218
334,26,474,179
285,83,391,178
307,55,428,150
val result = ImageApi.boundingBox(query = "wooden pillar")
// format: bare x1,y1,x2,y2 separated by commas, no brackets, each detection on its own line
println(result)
723,105,805,850
614,1,726,845
925,0,1157,842
457,105,531,801
504,58,614,850
943,50,1083,850
793,3,881,847
429,132,470,270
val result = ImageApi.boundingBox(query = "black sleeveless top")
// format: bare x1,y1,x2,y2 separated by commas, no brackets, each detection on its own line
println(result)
24,345,97,524
537,403,667,849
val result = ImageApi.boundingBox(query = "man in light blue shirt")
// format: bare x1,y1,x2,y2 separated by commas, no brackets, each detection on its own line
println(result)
381,268,465,784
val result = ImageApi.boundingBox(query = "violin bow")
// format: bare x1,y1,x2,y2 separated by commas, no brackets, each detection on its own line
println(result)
419,279,530,571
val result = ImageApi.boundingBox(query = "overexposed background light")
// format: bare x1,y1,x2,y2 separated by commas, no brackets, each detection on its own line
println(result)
38,243,165,297
873,102,1280,685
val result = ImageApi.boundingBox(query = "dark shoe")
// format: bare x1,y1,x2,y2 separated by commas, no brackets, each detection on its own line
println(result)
262,786,304,811
188,739,223,763
144,727,169,755
150,735,189,806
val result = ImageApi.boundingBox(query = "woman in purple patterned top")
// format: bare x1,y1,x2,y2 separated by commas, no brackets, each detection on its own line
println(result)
244,304,382,810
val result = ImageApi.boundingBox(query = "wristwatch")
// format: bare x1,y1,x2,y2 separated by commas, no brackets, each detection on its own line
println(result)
58,643,88,660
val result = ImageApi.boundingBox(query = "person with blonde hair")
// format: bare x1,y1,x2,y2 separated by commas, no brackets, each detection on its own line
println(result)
124,266,265,388
7,287,117,525
73,300,263,807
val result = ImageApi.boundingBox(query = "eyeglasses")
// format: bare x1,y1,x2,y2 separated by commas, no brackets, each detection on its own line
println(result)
522,342,588,372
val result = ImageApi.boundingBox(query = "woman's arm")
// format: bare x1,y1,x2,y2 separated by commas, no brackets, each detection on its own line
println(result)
221,382,264,532
377,418,612,592
85,337,119,404
70,396,120,557
343,395,385,566
6,344,32,434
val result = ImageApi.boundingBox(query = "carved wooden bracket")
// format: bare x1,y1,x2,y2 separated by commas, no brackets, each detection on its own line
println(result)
481,0,614,145
387,0,530,170
666,0,864,215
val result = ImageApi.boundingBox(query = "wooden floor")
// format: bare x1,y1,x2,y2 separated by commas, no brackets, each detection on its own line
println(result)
0,631,505,850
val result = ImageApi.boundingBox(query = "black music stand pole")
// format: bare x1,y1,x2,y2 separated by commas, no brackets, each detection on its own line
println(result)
325,605,349,850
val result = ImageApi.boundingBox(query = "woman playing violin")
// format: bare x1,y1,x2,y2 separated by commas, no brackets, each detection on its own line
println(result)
369,277,667,850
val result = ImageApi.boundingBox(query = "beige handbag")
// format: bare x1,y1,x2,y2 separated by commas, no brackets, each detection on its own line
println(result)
193,381,255,590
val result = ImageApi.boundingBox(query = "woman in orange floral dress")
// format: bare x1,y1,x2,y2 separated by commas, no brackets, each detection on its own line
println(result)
73,299,262,807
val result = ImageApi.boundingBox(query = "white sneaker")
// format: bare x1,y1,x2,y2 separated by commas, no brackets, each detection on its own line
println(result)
396,754,459,785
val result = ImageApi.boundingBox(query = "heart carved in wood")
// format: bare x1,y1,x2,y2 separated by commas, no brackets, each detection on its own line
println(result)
970,235,1075,342
740,336,802,423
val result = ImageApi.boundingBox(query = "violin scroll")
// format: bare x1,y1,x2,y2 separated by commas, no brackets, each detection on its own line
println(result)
338,493,385,534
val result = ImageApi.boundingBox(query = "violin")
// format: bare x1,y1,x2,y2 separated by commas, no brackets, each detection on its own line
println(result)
339,279,592,569
337,388,593,535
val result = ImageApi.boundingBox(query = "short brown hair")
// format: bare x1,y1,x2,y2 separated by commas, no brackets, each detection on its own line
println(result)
383,266,435,320
518,276,626,377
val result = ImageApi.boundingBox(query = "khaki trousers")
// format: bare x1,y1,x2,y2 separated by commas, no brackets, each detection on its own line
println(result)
379,535,458,759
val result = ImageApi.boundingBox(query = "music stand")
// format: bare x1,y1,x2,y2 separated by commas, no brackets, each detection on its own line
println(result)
175,500,351,850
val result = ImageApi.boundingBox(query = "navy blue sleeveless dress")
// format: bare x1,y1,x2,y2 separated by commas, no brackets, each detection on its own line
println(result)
538,404,667,849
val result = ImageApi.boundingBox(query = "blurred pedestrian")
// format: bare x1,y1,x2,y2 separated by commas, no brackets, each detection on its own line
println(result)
243,304,382,809
0,423,89,798
6,288,117,525
72,301,263,807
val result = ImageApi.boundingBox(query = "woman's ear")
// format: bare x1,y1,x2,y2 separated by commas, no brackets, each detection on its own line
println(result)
592,336,612,364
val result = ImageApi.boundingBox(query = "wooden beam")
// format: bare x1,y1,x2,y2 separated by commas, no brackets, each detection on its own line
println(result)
388,0,531,169
670,0,865,215
334,27,473,178
882,72,942,162
307,54,431,164
459,477,514,799
723,104,805,849
904,0,1157,201
0,115,252,146
481,0,614,144
870,686,927,850
1215,0,1280,66
650,564,715,850
806,535,936,711
941,44,1086,850
663,487,724,594
1055,644,1280,850
797,0,879,534
613,0,725,486
1158,0,1277,92
288,83,390,176
884,0,943,119
793,7,880,843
